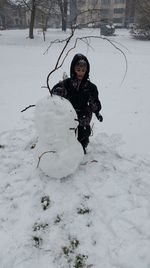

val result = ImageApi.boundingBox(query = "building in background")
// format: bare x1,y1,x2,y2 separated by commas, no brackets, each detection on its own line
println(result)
0,0,26,29
69,0,127,28
113,0,126,27
100,0,127,27
69,0,100,27
125,0,136,27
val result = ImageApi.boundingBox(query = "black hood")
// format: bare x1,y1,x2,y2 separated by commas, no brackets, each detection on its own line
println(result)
70,53,90,81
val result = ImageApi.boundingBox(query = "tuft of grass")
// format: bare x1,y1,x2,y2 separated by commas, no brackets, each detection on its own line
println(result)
62,246,71,256
54,215,62,224
62,238,89,267
77,207,91,215
41,195,50,210
33,222,48,232
32,235,43,248
71,239,80,250
74,254,88,268
62,238,80,256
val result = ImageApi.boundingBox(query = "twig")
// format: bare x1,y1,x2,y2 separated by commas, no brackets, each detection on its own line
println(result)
71,34,128,86
46,28,75,96
21,104,35,112
45,34,127,92
37,150,56,168
44,8,128,96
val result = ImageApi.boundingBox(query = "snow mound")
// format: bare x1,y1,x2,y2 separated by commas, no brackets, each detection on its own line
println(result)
34,95,84,178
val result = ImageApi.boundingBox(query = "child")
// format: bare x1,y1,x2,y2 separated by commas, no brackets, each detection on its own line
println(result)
52,53,103,154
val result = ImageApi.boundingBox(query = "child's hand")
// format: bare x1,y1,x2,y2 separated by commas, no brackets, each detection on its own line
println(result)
96,113,103,122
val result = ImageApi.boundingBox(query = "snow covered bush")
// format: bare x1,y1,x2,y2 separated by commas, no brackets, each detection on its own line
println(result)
130,24,150,40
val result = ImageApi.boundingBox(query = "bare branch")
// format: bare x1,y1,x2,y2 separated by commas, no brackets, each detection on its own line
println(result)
46,34,128,87
37,150,56,168
21,104,35,112
46,28,75,95
44,7,128,94
71,8,101,27
98,36,128,85
80,35,128,85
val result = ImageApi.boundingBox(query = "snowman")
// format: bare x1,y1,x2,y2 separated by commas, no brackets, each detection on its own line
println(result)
33,94,84,179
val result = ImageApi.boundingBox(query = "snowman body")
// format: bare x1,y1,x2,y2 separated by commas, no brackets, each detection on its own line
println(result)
34,95,84,178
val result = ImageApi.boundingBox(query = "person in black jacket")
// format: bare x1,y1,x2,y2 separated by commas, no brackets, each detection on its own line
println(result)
52,53,103,154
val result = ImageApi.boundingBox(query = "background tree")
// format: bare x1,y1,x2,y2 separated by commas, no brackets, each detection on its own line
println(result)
12,0,38,39
0,0,5,29
131,0,150,39
136,0,150,27
57,0,68,31
29,0,36,38
14,0,56,39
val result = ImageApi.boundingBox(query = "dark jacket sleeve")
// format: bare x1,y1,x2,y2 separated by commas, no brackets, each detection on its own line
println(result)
89,83,102,115
52,80,68,98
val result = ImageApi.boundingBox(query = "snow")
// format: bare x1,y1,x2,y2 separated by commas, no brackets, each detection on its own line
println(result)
0,28,150,267
34,95,83,178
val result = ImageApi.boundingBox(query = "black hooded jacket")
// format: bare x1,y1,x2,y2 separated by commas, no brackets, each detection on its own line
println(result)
52,54,102,126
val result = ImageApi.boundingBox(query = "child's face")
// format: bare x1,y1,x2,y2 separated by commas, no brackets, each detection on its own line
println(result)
74,66,87,81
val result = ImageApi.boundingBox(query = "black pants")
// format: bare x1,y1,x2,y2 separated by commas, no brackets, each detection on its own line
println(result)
77,125,91,150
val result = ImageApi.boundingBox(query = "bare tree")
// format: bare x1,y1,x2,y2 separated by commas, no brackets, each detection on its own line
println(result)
14,0,56,39
135,0,150,26
131,0,150,39
0,0,6,29
29,0,36,38
57,0,68,31
12,0,37,38
36,0,57,31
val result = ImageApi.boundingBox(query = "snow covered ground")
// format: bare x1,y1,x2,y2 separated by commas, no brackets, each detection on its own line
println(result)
0,28,150,268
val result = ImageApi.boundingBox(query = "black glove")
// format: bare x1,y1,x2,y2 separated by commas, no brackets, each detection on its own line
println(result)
95,113,103,122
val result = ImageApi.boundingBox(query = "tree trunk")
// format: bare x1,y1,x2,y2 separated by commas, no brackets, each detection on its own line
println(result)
58,0,68,31
29,0,36,39
43,15,49,32
63,0,67,31
62,16,67,31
